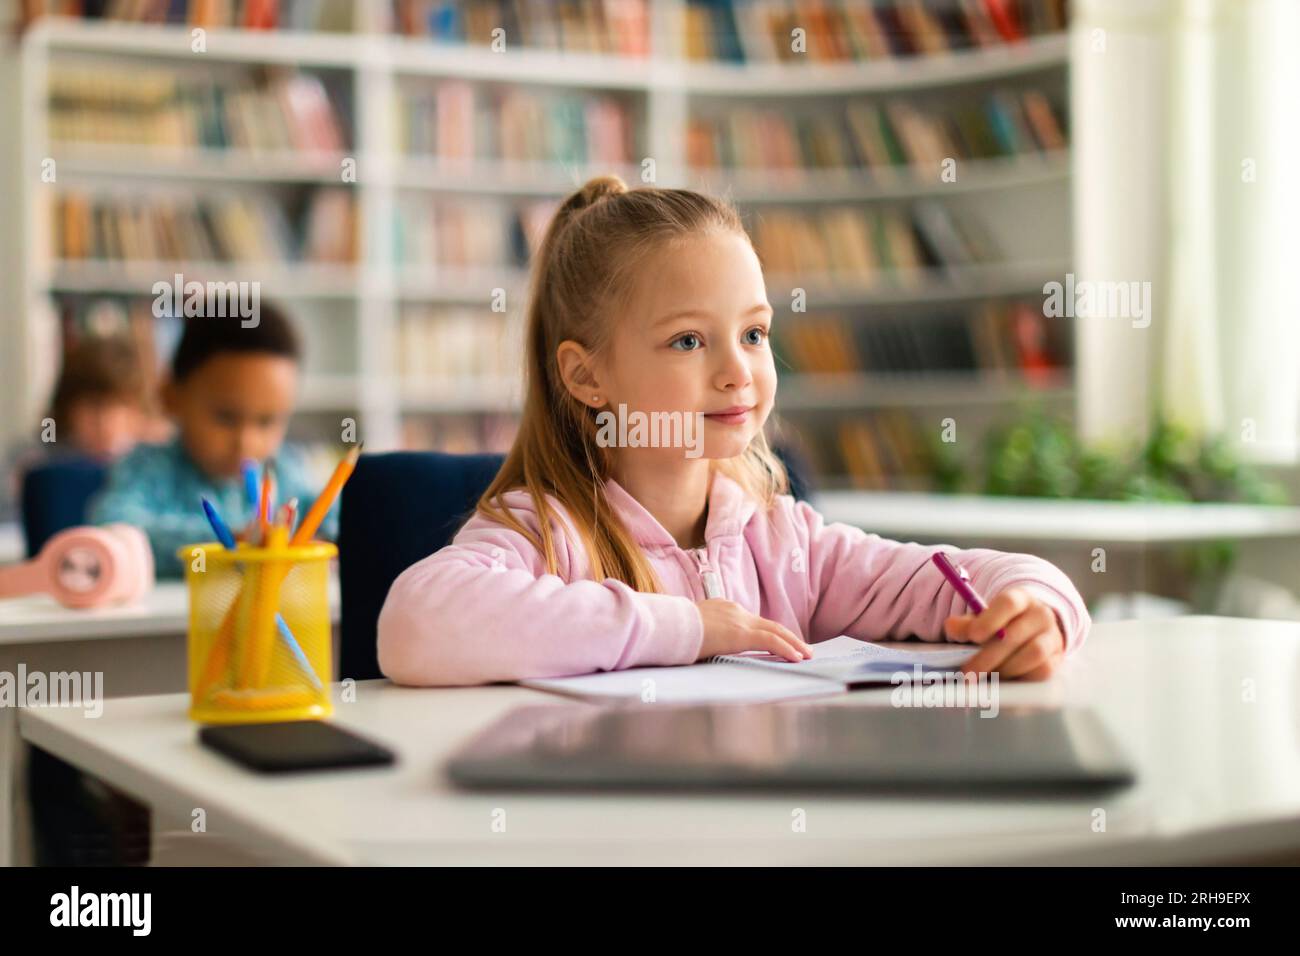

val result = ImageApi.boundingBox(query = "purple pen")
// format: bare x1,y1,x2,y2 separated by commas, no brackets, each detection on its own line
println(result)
931,552,1005,640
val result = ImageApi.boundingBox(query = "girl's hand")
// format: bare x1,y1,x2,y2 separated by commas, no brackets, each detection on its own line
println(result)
695,599,814,663
943,587,1066,681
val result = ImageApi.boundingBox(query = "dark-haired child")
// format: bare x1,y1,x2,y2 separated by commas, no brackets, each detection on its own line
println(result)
91,303,338,576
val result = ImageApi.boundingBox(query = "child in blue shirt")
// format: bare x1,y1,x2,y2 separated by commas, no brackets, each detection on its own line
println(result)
91,303,338,576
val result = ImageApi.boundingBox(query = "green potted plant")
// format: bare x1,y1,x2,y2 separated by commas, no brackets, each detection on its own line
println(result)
964,408,1289,606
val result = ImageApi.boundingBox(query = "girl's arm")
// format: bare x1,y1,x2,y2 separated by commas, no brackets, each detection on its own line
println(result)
377,506,703,686
792,500,1090,654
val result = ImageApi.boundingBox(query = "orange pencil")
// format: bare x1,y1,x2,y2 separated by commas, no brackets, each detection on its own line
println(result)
196,580,254,700
291,443,362,546
240,523,290,688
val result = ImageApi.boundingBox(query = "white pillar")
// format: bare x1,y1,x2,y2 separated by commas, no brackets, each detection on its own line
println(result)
1071,0,1172,446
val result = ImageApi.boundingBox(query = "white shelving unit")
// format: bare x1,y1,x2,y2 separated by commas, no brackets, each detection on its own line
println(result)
815,491,1300,544
7,6,1074,468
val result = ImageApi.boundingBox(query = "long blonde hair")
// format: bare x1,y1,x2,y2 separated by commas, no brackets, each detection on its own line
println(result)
476,175,790,592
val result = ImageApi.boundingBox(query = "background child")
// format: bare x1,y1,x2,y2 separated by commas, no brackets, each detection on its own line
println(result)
48,335,155,461
1,335,154,524
90,303,338,576
378,177,1090,686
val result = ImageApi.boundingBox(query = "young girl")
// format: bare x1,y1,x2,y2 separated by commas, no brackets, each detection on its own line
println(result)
378,176,1090,687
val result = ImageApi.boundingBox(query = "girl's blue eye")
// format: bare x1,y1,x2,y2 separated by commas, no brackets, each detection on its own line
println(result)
745,327,768,345
671,333,701,351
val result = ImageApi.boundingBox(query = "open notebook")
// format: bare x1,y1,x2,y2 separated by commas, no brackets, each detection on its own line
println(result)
520,636,980,704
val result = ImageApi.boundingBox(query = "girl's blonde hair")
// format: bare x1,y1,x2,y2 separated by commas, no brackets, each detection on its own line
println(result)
475,175,790,592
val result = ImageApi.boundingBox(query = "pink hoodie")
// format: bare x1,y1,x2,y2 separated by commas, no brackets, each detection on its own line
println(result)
377,471,1091,686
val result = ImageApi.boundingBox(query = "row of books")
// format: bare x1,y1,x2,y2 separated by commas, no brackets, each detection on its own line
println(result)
24,0,1067,61
752,200,998,282
52,189,357,263
776,301,1068,379
48,67,348,153
389,199,1002,278
400,412,519,454
688,88,1066,174
391,0,650,56
832,411,939,489
684,0,1070,63
396,82,637,166
21,0,355,29
49,191,1011,283
773,411,946,490
398,407,930,481
394,197,554,269
769,410,940,490
395,307,521,382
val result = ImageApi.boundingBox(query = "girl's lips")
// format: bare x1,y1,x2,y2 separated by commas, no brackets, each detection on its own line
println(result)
704,406,753,425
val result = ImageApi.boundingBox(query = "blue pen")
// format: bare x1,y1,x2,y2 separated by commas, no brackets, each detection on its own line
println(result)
241,459,260,510
200,496,323,689
202,497,238,549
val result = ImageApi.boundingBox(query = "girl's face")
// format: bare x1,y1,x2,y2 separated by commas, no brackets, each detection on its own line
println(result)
589,229,777,463
66,399,145,461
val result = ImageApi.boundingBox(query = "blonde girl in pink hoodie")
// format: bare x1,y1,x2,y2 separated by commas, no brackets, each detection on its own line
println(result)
378,176,1090,687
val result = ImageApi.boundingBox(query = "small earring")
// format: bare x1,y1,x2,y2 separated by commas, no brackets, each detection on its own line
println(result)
591,395,600,404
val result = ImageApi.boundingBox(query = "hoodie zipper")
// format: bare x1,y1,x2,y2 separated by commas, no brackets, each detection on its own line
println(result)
691,546,724,600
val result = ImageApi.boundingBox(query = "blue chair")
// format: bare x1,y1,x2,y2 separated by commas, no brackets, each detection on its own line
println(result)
338,452,506,682
19,457,108,558
338,447,815,682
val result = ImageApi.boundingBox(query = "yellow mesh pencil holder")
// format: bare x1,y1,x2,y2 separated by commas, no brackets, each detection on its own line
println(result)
180,540,336,724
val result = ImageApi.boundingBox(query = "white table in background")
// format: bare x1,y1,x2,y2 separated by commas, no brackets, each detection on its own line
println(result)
813,492,1300,544
13,617,1300,866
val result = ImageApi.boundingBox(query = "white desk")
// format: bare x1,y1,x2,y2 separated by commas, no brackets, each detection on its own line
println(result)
13,617,1300,866
0,576,341,865
1,581,193,645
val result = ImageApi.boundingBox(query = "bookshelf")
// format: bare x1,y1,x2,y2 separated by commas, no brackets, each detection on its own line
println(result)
7,1,1076,490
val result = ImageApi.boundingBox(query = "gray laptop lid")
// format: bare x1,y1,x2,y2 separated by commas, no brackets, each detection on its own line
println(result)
446,702,1135,793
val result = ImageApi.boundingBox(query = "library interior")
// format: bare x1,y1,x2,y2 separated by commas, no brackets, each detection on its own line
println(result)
0,0,1298,877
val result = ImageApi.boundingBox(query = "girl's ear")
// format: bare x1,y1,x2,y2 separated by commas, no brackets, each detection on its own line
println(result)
555,339,605,405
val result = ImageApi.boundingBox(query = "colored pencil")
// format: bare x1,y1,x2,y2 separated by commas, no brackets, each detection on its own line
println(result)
291,443,362,545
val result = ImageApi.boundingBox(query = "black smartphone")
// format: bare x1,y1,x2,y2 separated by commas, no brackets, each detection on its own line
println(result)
198,721,397,774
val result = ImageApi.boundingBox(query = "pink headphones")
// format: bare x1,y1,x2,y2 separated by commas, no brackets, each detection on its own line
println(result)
0,525,154,609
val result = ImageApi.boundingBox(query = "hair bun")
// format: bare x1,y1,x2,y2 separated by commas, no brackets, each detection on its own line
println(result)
574,174,627,210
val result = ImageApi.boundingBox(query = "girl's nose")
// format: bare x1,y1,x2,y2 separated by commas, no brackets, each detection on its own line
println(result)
714,343,753,390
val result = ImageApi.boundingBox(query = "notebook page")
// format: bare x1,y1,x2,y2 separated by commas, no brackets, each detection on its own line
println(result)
712,636,978,683
520,662,844,704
